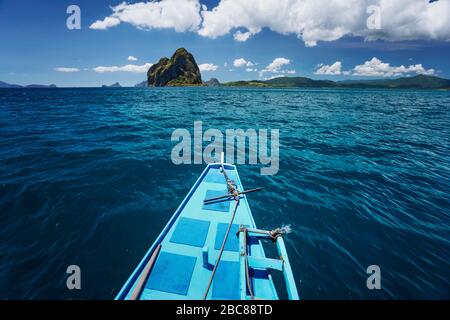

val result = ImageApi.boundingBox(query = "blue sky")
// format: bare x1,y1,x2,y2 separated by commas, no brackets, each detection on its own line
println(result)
0,0,449,87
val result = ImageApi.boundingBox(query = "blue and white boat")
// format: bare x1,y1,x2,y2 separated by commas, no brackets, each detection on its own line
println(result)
116,154,299,300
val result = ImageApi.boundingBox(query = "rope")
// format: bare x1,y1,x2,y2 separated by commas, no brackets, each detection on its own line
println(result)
202,198,239,300
203,163,241,300
221,164,240,201
203,163,262,300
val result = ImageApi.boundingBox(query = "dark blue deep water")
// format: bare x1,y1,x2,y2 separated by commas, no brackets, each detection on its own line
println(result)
0,87,449,299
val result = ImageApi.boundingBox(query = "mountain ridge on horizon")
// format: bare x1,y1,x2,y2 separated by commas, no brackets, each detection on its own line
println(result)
2,75,449,90
222,74,450,89
0,81,57,89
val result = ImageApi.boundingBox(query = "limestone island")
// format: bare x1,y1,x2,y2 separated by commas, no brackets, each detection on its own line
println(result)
147,48,203,87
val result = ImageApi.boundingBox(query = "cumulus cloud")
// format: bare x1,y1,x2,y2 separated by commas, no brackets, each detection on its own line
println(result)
90,17,121,30
314,58,436,77
199,0,450,46
246,68,258,72
128,56,138,61
233,30,253,42
314,61,343,75
352,57,435,77
93,63,153,73
54,67,80,73
233,58,254,68
91,0,450,46
259,57,294,77
263,58,290,73
199,63,218,72
90,0,202,32
264,75,285,80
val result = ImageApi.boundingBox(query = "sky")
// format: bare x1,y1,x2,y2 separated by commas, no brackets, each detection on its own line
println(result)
0,0,449,87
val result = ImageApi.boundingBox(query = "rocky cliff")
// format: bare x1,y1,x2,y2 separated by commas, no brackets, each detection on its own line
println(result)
204,78,220,87
147,48,202,87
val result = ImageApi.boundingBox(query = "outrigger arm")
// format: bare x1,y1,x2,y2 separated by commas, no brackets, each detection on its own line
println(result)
202,153,299,300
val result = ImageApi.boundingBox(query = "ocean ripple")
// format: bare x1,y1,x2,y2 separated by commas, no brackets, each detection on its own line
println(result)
0,87,449,299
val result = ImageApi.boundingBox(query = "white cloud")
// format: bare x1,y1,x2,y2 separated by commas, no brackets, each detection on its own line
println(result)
313,58,436,77
199,63,218,72
199,0,450,46
54,67,80,73
246,68,258,72
90,1,450,46
233,58,254,68
90,0,202,32
263,58,290,73
128,56,138,61
352,57,435,77
259,57,294,77
90,17,121,30
264,75,285,80
408,64,435,75
314,61,342,75
233,30,253,42
93,63,153,73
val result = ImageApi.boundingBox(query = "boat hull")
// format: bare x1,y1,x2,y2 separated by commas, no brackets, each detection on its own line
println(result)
116,163,279,300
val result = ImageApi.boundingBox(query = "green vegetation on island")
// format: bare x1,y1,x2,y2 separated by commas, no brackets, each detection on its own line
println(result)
223,80,269,87
147,48,203,87
223,75,450,89
337,75,450,89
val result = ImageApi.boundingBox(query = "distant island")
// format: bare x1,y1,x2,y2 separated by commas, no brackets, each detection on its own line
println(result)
204,78,220,87
2,47,450,90
138,48,450,90
102,82,121,88
222,75,450,90
134,81,147,88
0,81,57,89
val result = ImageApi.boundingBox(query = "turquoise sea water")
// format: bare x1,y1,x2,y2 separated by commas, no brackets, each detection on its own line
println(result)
0,87,449,299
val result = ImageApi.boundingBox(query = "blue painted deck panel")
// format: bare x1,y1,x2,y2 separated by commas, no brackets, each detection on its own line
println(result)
117,164,278,300
145,252,196,295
